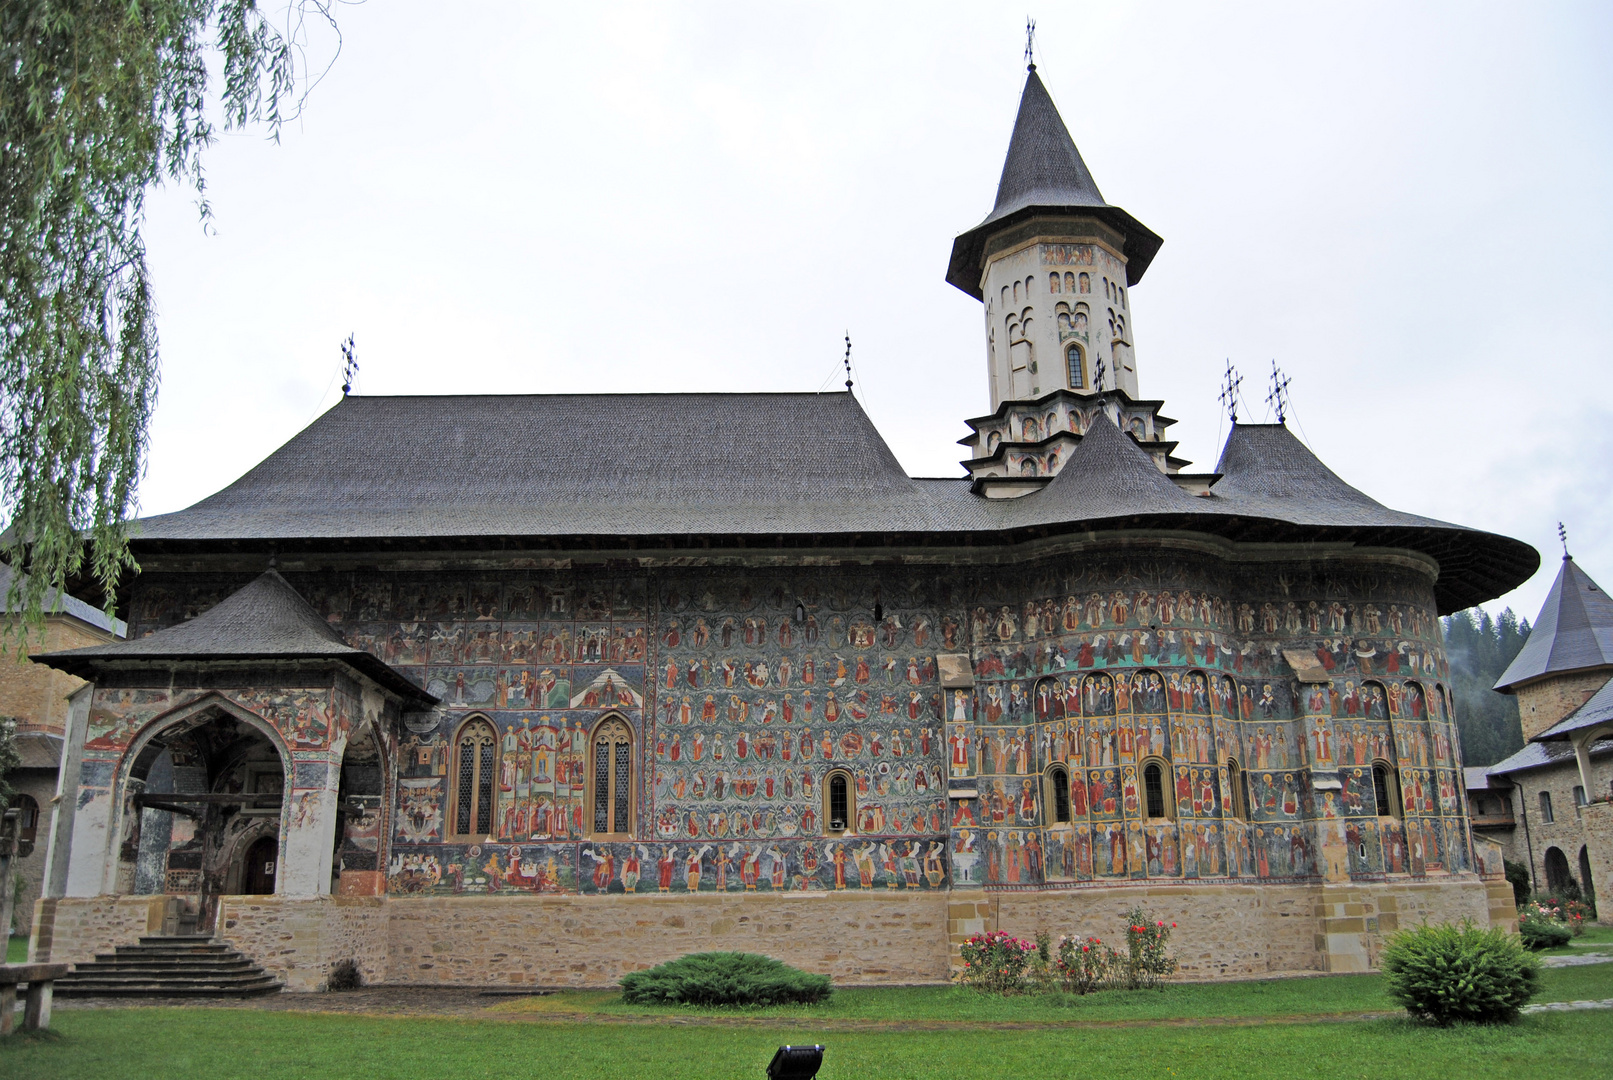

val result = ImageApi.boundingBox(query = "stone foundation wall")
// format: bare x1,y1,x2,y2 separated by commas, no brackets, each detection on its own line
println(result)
384,891,951,987
217,896,390,992
33,875,1502,990
29,895,165,966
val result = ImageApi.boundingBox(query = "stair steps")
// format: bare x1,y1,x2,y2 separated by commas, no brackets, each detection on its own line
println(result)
54,935,283,997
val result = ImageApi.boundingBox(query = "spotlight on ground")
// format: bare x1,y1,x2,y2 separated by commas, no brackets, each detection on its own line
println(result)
767,1044,824,1080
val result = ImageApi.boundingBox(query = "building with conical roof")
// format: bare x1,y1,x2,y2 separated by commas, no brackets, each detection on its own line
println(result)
1475,555,1613,921
28,55,1545,989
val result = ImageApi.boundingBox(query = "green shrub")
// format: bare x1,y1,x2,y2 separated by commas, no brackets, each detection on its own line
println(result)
1380,922,1540,1025
1503,859,1531,907
956,930,1036,994
1122,907,1179,989
1517,905,1574,950
618,952,831,1007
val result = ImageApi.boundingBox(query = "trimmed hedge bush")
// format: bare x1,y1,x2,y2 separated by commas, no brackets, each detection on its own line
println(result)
1380,922,1540,1026
1518,914,1573,950
619,952,832,1007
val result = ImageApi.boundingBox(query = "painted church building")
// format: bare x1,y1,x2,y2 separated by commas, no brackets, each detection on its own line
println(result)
29,62,1538,991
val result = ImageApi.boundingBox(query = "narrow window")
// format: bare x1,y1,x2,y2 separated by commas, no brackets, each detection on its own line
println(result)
1227,760,1247,821
1371,764,1394,818
1066,343,1085,389
1079,272,1090,293
591,717,634,836
1144,762,1167,819
8,794,39,844
1574,785,1587,809
1049,765,1071,823
1064,272,1075,291
1049,272,1062,293
453,718,498,837
1540,790,1554,824
826,770,853,833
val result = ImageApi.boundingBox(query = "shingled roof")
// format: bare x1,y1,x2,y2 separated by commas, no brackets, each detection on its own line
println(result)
946,66,1163,298
1495,557,1613,692
33,571,436,704
126,396,1537,614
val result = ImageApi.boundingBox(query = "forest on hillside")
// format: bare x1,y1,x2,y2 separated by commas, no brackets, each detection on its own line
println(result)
1442,608,1530,767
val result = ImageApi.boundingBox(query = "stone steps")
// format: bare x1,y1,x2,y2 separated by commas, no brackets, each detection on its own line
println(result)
55,935,282,998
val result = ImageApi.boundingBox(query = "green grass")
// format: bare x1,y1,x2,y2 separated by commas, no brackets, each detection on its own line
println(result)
3,1007,1612,1080
5,935,25,964
1538,924,1613,956
499,960,1612,1022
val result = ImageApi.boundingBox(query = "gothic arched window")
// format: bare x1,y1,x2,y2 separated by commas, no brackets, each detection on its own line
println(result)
452,717,498,838
1143,760,1172,819
1066,344,1085,389
590,717,634,836
1372,762,1400,819
825,769,854,834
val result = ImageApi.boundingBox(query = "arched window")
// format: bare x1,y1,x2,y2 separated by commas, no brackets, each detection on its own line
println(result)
590,717,634,836
1046,765,1071,823
1143,760,1171,819
1064,271,1076,291
1544,847,1571,894
1226,759,1248,821
1371,762,1400,819
8,793,39,844
1539,790,1554,823
1013,280,1021,302
825,769,854,834
452,717,498,838
1066,343,1085,389
1048,272,1062,293
1078,272,1091,293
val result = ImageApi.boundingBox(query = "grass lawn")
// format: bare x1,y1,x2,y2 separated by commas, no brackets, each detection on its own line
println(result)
5,936,24,964
2,958,1608,1080
1539,925,1613,956
3,1005,1612,1080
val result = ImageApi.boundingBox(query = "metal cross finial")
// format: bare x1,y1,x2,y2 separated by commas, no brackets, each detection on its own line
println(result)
1265,361,1292,424
1094,356,1107,392
1559,521,1570,560
340,334,359,395
1025,17,1036,70
1217,360,1243,424
843,333,853,391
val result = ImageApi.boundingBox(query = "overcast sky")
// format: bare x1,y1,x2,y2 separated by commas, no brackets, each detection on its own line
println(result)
137,1,1612,624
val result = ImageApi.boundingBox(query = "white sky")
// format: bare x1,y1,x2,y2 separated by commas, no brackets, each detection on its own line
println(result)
138,1,1613,624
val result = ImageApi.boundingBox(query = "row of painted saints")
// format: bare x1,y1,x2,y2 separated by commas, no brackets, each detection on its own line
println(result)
965,592,1440,640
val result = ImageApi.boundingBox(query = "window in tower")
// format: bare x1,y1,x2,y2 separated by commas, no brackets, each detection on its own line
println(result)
1064,272,1076,292
1372,763,1401,819
1066,344,1085,389
1143,760,1171,819
1079,272,1091,293
1049,272,1062,293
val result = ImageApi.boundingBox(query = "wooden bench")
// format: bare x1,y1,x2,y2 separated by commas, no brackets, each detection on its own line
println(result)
0,963,72,1035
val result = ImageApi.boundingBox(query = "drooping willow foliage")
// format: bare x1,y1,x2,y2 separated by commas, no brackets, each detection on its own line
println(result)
0,1,340,632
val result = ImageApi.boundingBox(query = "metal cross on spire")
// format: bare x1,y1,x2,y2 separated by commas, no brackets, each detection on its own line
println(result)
843,333,854,391
1094,355,1107,392
1559,521,1571,560
340,334,358,395
1217,360,1243,424
1025,17,1037,70
1265,361,1292,424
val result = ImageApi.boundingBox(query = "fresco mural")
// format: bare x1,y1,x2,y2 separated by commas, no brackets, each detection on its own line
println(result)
112,553,1474,899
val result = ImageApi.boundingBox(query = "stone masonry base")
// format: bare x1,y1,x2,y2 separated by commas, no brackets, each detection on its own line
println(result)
34,875,1504,992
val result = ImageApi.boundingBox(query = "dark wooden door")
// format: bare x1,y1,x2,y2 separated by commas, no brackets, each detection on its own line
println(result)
243,836,278,895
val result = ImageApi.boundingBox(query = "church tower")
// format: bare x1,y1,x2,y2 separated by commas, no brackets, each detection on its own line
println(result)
949,61,1182,498
947,62,1161,406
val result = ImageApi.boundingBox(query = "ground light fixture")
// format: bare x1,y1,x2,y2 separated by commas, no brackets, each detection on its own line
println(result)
767,1044,825,1080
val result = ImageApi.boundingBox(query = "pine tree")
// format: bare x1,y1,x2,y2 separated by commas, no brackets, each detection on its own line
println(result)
1442,608,1529,766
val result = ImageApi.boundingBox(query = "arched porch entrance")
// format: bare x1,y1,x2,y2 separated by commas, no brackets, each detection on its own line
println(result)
120,703,288,931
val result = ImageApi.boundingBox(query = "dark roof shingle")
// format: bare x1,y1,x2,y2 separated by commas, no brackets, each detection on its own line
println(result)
1495,557,1613,691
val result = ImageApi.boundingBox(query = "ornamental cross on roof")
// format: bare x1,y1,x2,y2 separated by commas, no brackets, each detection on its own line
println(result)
1559,521,1570,560
843,333,853,391
340,334,359,395
1094,355,1107,392
1218,361,1243,423
1265,361,1292,424
1025,17,1037,70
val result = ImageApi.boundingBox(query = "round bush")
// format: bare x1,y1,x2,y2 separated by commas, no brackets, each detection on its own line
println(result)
619,952,832,1007
1518,915,1573,950
1380,922,1540,1026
